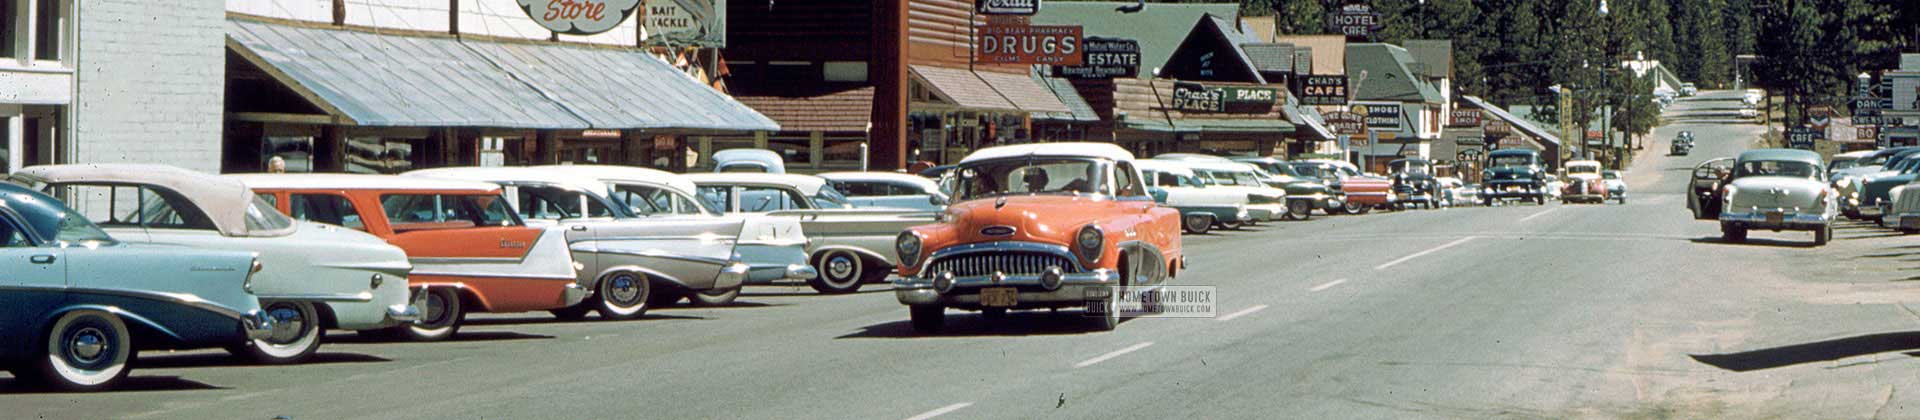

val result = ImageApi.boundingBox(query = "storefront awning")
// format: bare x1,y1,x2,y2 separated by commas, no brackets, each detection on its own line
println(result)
1124,118,1295,133
227,18,777,132
1033,76,1099,122
1282,105,1335,140
1460,95,1560,147
910,65,1068,113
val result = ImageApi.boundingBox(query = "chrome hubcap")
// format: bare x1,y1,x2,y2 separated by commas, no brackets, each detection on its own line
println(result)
424,293,448,324
69,328,106,362
266,304,308,343
608,275,641,304
828,256,855,279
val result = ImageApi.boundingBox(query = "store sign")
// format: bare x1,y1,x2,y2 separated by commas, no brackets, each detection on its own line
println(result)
1786,127,1821,150
642,0,726,47
1326,4,1384,38
518,0,642,35
1053,37,1139,79
1324,111,1365,135
1809,105,1835,129
1455,136,1485,147
1858,115,1883,126
1859,125,1880,142
1295,75,1349,106
1354,103,1402,130
1484,119,1512,137
1170,83,1277,113
977,25,1082,65
1457,148,1482,162
1449,109,1481,127
977,0,1040,15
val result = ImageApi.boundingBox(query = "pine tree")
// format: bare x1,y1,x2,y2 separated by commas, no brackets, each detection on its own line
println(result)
1272,0,1325,34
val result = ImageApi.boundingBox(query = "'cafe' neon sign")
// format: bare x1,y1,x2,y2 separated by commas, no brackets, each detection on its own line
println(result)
517,0,641,35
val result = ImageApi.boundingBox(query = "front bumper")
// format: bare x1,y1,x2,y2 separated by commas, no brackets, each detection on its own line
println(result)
1721,210,1832,230
1484,182,1543,198
562,283,590,307
893,269,1119,307
386,291,427,324
1246,203,1285,221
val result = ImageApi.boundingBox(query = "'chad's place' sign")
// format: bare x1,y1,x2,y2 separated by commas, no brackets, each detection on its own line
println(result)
518,0,642,35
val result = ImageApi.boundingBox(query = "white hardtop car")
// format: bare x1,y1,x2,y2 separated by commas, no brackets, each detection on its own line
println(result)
1133,159,1250,233
685,172,940,293
1164,159,1288,223
819,171,949,212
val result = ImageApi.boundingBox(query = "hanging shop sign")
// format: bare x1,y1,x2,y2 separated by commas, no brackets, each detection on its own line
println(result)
1170,83,1278,113
1053,37,1140,79
1326,4,1384,38
641,0,727,47
1484,119,1512,137
519,0,643,35
1786,127,1821,150
1808,105,1835,130
1352,103,1403,131
1449,109,1481,127
977,25,1083,65
977,0,1040,15
1294,75,1349,106
1457,148,1482,162
1324,111,1365,136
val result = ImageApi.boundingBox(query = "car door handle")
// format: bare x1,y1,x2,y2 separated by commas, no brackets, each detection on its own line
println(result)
29,255,55,264
570,225,588,231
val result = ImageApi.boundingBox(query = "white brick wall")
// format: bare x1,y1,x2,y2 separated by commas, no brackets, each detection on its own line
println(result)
73,0,225,173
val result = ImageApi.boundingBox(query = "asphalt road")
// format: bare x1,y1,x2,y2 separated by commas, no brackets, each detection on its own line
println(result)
9,90,1920,419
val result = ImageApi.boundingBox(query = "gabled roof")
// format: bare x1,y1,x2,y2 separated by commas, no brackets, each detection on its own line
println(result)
1274,35,1345,75
1460,95,1560,148
1240,43,1297,74
1030,2,1241,74
1347,43,1443,103
1402,40,1453,80
1156,13,1267,83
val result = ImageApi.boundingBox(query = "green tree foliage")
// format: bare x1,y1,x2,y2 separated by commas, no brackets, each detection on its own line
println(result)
1270,0,1325,35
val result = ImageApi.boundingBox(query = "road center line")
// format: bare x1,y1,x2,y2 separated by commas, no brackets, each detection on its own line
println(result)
903,402,973,420
1374,236,1479,271
1309,279,1349,292
1217,304,1269,321
1519,207,1562,222
1074,342,1154,368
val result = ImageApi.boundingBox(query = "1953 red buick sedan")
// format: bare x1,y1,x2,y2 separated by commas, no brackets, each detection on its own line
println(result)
893,143,1183,333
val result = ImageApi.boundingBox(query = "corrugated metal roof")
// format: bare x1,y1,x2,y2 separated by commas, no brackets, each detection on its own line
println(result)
228,18,587,129
466,42,779,131
1032,74,1100,122
975,70,1070,113
1282,105,1334,140
1461,95,1560,147
228,17,777,132
911,65,1017,111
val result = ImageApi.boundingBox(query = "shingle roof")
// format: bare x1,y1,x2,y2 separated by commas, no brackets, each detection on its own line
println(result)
1031,2,1241,74
911,65,1017,111
734,87,875,132
1403,39,1452,79
1347,43,1443,104
1241,43,1296,74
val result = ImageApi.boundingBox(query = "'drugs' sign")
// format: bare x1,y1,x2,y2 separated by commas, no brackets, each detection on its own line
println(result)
519,0,642,35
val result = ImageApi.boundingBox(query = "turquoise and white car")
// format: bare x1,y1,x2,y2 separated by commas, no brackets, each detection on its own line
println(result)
12,164,417,364
0,183,272,391
1134,159,1251,234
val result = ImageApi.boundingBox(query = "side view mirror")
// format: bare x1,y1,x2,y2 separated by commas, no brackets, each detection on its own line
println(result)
928,194,948,207
1148,187,1170,203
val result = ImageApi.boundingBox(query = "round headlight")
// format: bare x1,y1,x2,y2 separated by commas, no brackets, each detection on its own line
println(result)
895,232,922,267
1075,225,1104,263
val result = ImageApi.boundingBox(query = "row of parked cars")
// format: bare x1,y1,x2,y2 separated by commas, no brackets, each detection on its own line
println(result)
1,143,1614,390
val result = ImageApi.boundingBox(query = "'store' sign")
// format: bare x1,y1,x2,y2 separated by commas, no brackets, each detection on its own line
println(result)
518,0,642,35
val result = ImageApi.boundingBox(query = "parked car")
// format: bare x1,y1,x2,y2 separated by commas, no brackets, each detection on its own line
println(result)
236,174,584,340
1230,157,1337,219
893,142,1182,332
0,183,272,390
1602,170,1628,204
1434,177,1466,207
1718,149,1836,245
1857,152,1920,224
1884,180,1920,232
1671,131,1694,156
1837,148,1920,219
13,164,415,363
819,171,949,212
1175,160,1289,224
1293,159,1391,214
1482,149,1550,205
1688,157,1736,219
1742,89,1764,106
1388,158,1439,210
1739,106,1759,120
1560,160,1610,204
406,166,811,305
1135,159,1253,234
711,149,786,173
687,172,938,294
1680,82,1698,97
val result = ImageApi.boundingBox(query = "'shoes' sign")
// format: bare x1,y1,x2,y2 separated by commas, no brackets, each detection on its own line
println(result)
978,0,1040,15
519,0,642,35
1053,37,1139,79
977,25,1082,65
1356,103,1403,130
1326,4,1384,38
1295,75,1348,105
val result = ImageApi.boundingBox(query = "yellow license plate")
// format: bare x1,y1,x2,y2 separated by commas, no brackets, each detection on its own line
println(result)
1766,212,1784,224
979,287,1018,307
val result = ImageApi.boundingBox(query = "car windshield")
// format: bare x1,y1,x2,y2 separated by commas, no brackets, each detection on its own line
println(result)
1569,165,1601,175
1490,155,1534,167
1733,160,1821,180
1603,172,1621,180
1829,159,1860,171
953,158,1105,201
813,183,853,209
1291,163,1329,178
53,210,117,247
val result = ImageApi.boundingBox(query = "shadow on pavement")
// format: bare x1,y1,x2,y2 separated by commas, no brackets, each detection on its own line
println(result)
837,310,1110,339
1691,331,1920,372
455,313,708,327
1689,236,1819,248
134,352,390,369
0,375,228,393
741,288,893,298
653,301,788,310
326,331,555,344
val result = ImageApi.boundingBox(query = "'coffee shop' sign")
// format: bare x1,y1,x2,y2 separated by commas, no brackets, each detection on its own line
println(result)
518,0,642,35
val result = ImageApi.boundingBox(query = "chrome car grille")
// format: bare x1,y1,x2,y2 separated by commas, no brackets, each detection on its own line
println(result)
926,252,1079,277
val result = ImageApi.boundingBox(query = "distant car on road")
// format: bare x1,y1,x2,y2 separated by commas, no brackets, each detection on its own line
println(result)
1717,149,1836,245
1742,89,1764,106
1560,160,1610,204
1671,131,1694,156
1680,83,1698,97
1602,170,1627,204
1482,149,1549,205
1230,156,1336,219
1388,158,1439,210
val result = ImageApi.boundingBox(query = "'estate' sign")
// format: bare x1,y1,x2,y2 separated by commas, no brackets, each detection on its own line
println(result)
1053,37,1140,79
519,0,642,35
977,25,1082,65
1295,75,1348,106
978,0,1040,15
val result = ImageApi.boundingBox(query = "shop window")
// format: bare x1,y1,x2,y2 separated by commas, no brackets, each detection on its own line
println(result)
346,137,419,174
0,0,14,59
32,0,60,62
289,193,364,230
824,61,867,82
822,138,863,164
767,138,810,165
262,136,314,173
